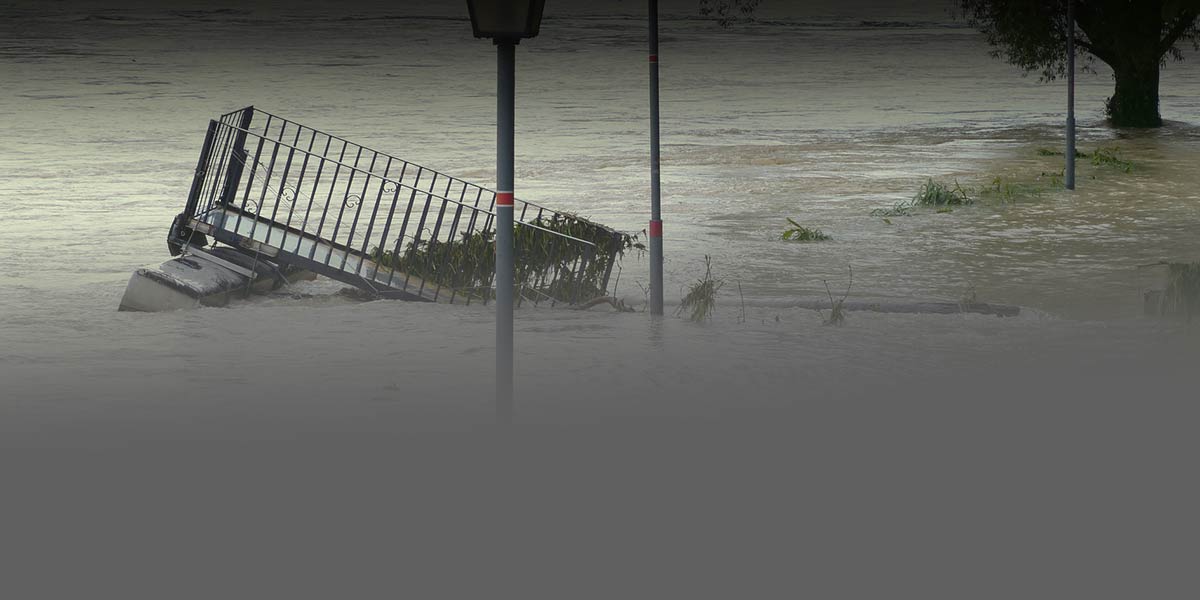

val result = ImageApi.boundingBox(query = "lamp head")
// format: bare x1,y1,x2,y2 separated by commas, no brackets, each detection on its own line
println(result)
466,0,546,42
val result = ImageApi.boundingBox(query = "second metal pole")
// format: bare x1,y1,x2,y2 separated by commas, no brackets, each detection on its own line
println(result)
1065,0,1076,190
496,41,516,423
648,0,664,316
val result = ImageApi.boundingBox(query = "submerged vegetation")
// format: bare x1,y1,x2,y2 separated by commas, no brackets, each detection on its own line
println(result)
370,213,638,304
1036,146,1136,173
976,175,1049,203
1088,147,1136,173
677,255,723,322
820,266,853,327
871,178,974,218
781,218,831,241
1163,262,1200,322
871,145,1139,220
913,179,973,207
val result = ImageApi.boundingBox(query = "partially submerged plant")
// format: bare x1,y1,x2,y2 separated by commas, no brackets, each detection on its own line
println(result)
913,179,972,207
1089,146,1135,172
1037,146,1135,173
1036,148,1087,158
677,255,723,322
975,176,1049,204
819,265,853,327
1163,262,1200,322
871,178,971,217
781,218,831,241
870,201,915,219
1039,169,1065,188
957,283,978,311
371,213,639,304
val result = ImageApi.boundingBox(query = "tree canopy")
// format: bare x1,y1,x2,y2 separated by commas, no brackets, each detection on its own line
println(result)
698,0,761,27
960,0,1200,127
699,0,1200,127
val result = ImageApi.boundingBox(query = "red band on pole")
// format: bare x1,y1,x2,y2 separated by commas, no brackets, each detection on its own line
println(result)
496,192,514,207
649,219,663,237
649,54,658,62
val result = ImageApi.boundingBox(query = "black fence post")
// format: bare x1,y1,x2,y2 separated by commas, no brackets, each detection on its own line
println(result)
183,120,218,218
169,119,219,256
219,106,255,207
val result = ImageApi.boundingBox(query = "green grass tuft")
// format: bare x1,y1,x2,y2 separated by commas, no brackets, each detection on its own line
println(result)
1036,146,1135,172
781,218,831,241
1089,146,1134,172
677,255,723,322
912,179,973,207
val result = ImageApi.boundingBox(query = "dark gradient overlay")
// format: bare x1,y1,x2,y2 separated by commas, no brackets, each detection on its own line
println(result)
2,1,1197,597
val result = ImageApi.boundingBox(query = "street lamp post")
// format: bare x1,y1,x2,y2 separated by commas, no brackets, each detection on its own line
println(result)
1066,0,1076,190
648,0,664,316
467,0,546,423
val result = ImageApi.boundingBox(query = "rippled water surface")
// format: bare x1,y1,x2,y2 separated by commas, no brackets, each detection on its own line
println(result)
2,0,1200,417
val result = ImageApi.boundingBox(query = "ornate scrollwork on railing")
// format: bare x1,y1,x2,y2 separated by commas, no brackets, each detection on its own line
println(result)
344,194,360,209
382,182,398,196
279,186,297,206
245,200,259,214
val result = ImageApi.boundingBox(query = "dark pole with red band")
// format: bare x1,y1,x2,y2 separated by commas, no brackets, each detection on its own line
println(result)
496,40,516,423
467,0,545,423
1065,0,1076,190
648,0,664,316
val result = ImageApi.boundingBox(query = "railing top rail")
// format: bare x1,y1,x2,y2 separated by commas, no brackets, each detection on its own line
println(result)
237,106,619,234
219,121,599,248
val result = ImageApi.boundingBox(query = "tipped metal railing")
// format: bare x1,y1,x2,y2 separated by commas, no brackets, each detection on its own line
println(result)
170,106,631,306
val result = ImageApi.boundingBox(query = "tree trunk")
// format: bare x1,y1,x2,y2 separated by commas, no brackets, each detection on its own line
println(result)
1106,58,1163,127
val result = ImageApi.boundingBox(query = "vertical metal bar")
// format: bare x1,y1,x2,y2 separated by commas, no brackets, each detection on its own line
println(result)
448,183,470,241
220,108,256,208
384,168,423,288
427,172,441,196
338,152,378,272
648,0,665,316
496,41,516,423
280,129,319,254
299,135,334,235
547,236,566,307
1065,0,1076,190
434,177,454,252
234,134,267,237
425,198,450,300
263,129,300,247
466,187,485,235
527,228,552,305
208,118,241,213
369,184,404,282
443,185,470,304
480,211,498,308
196,118,226,214
356,157,394,276
319,144,355,264
366,162,408,282
600,232,621,295
571,246,594,305
310,157,342,260
404,190,437,291
247,124,285,242
448,222,467,304
182,120,218,219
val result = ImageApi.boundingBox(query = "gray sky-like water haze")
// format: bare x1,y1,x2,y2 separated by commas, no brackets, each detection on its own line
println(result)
2,2,1198,597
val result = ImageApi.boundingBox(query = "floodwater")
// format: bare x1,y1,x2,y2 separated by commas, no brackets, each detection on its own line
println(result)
2,2,1198,595
3,0,1198,401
